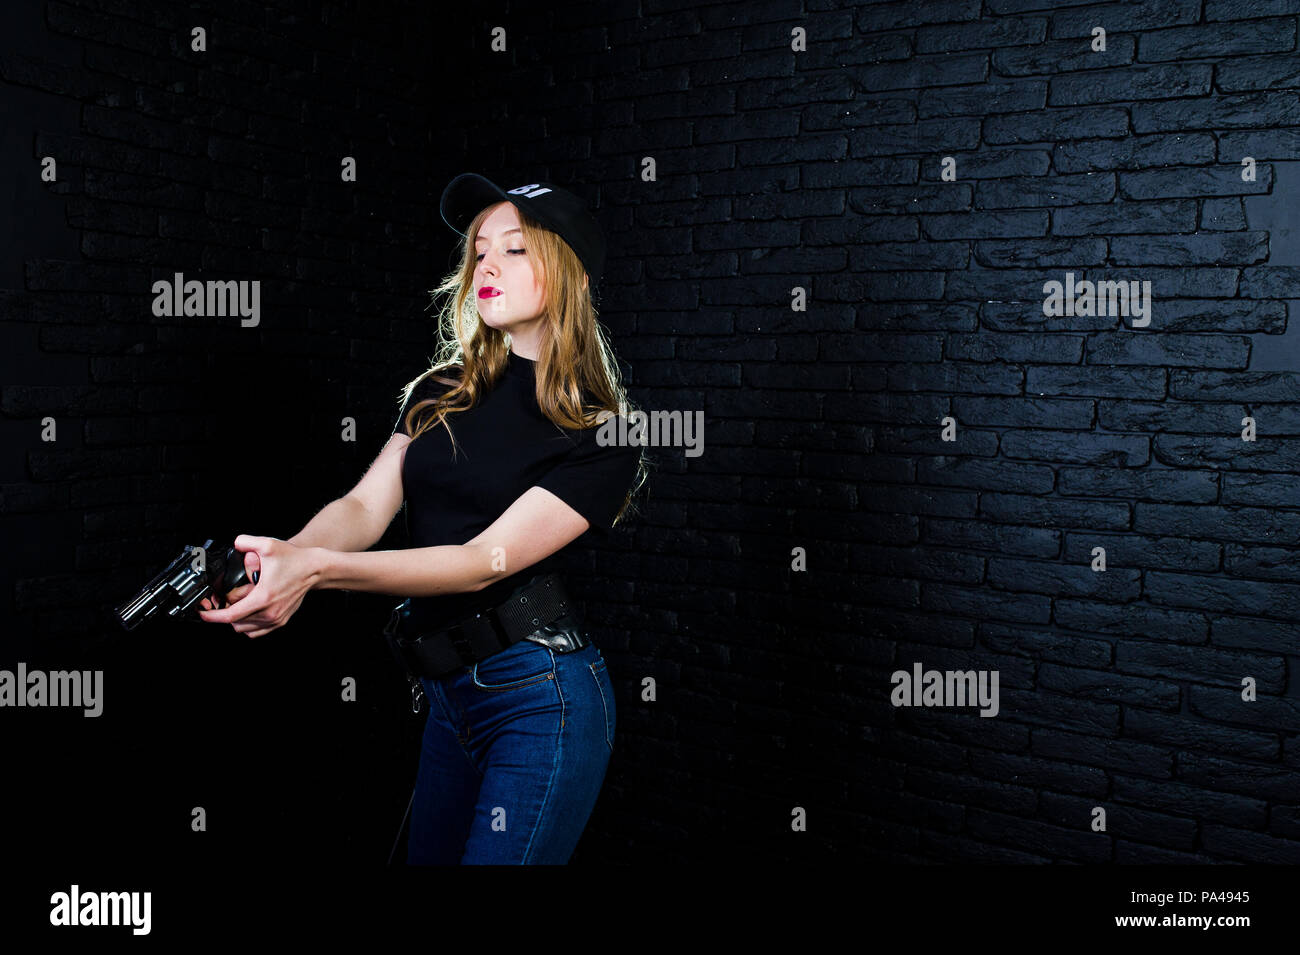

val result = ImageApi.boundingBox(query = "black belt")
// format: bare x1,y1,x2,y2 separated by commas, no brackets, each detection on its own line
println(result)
383,572,580,690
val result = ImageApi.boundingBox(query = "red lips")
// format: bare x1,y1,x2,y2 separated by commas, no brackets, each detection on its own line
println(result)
478,287,501,298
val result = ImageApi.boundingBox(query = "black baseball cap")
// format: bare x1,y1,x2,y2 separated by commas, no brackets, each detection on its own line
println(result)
439,173,607,288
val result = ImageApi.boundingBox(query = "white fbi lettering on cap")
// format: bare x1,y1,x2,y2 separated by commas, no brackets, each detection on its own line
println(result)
508,184,552,198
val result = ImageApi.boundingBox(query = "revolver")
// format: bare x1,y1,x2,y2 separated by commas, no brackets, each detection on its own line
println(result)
115,539,261,631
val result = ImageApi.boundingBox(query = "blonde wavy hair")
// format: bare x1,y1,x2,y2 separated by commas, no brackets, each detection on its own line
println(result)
396,200,649,528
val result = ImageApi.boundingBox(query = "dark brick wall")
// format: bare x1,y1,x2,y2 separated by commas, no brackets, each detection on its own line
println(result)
3,0,1300,873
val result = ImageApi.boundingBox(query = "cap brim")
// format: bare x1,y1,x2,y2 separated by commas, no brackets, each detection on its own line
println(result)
439,173,511,236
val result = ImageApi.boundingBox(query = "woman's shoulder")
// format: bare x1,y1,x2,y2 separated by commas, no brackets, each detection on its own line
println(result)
410,363,464,397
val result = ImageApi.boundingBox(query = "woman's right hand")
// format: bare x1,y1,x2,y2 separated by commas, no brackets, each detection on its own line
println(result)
198,551,261,612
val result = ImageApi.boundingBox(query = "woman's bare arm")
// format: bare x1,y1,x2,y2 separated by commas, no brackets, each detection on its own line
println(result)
201,483,593,630
288,433,411,552
313,486,590,597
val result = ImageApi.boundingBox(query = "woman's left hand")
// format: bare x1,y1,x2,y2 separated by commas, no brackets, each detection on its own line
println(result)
197,535,320,639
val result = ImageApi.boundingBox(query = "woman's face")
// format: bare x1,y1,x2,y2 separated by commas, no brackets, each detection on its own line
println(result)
472,202,546,336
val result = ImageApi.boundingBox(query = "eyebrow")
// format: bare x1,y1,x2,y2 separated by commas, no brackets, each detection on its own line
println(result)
475,228,522,244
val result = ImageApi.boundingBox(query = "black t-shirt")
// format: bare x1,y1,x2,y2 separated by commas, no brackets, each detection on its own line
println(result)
390,349,640,632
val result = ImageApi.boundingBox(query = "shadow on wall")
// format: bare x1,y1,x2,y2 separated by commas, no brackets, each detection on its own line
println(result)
1245,159,1300,372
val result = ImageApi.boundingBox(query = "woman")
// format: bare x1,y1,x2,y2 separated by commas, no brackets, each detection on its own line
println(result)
198,174,648,864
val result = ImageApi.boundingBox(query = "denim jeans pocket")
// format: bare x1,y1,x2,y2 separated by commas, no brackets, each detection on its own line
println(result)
471,640,556,691
588,659,615,752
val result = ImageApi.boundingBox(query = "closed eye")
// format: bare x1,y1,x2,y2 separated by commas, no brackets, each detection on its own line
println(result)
475,249,527,261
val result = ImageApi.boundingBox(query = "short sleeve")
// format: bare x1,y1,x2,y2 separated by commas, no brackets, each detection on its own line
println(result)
534,425,641,533
391,393,410,438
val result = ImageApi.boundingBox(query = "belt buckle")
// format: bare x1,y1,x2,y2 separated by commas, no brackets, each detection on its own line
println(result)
409,678,426,714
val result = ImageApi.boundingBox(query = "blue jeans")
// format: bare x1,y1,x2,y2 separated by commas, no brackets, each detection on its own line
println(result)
406,638,616,864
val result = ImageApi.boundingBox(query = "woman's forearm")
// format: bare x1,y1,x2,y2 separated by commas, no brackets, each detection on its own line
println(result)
288,497,382,552
311,543,496,597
